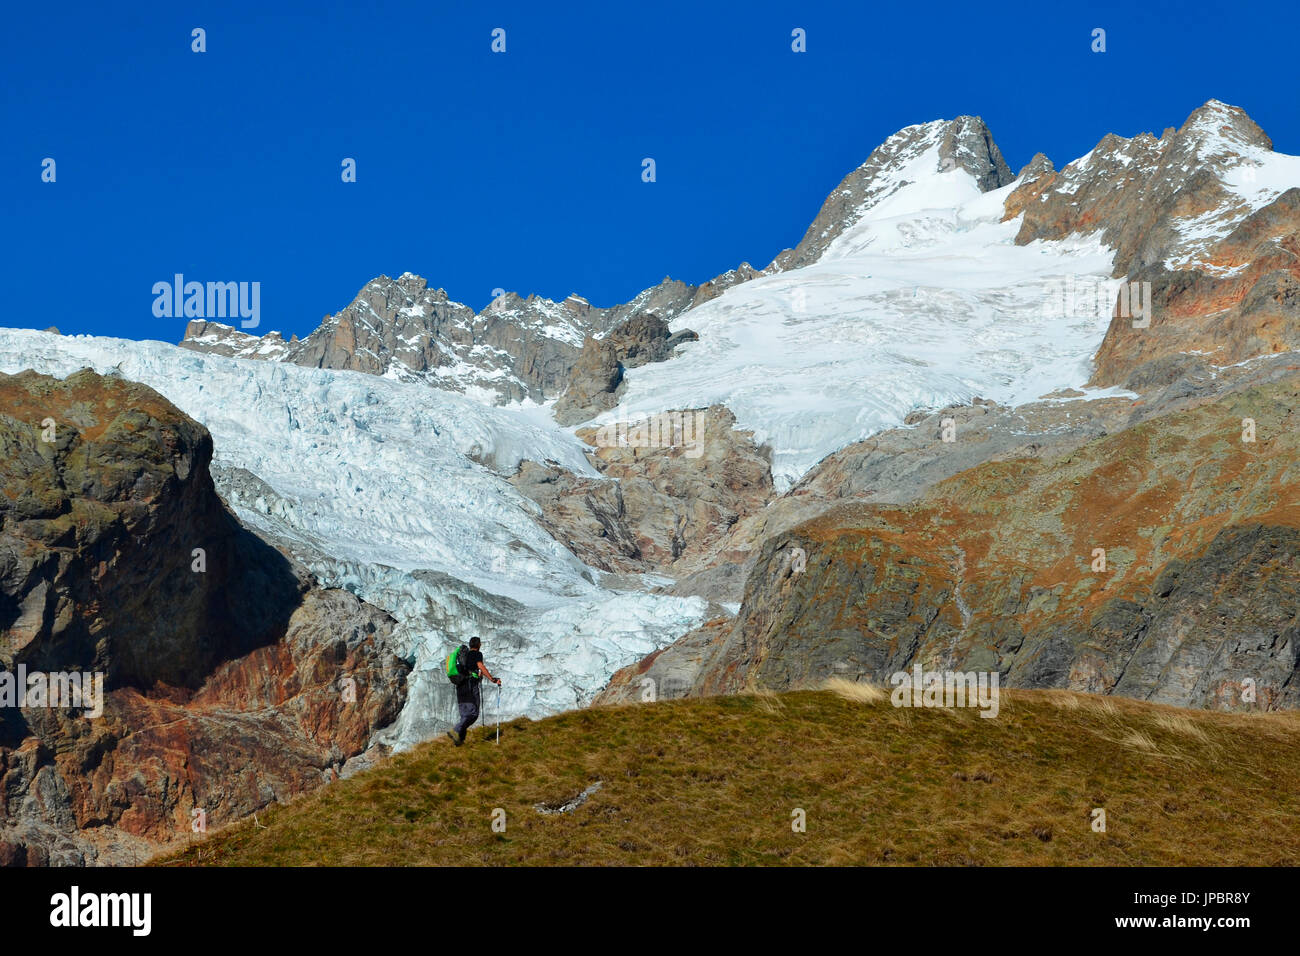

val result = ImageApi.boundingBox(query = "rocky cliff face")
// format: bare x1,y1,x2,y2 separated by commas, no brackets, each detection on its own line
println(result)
1091,186,1300,388
185,274,586,403
1012,101,1273,273
0,370,407,864
179,322,293,360
598,370,1300,710
553,313,699,426
0,369,306,692
510,405,773,578
651,350,1296,606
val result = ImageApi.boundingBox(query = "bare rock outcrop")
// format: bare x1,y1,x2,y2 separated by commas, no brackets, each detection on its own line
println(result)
510,405,773,574
552,313,698,426
597,372,1300,710
0,369,408,864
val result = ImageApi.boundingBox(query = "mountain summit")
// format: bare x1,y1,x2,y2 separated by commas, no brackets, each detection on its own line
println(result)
770,115,1014,271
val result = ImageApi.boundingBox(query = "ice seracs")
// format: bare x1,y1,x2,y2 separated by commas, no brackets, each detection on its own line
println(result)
0,329,709,749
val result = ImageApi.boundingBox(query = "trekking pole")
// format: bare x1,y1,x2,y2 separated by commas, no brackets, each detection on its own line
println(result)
496,681,501,744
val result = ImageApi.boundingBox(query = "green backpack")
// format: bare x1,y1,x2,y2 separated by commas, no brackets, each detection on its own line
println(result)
445,644,476,686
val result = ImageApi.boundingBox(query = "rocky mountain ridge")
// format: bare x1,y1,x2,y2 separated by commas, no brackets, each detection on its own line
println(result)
180,265,760,407
176,115,1021,414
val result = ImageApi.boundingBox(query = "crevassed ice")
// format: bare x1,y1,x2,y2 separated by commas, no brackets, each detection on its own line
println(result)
0,330,709,748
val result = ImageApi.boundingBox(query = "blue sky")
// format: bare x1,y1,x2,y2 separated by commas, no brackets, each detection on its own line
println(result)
3,0,1297,342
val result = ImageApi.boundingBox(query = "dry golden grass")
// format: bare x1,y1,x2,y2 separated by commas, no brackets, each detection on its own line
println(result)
1153,712,1212,744
1116,731,1161,754
1086,697,1119,717
824,677,888,704
744,686,788,713
155,688,1300,867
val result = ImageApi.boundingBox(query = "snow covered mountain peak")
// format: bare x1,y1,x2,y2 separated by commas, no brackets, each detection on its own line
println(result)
179,273,629,405
1012,100,1299,277
1175,98,1273,157
178,116,1018,414
769,115,1013,272
610,100,1297,481
603,159,1120,487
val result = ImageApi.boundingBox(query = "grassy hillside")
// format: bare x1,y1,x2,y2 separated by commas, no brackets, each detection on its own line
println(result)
157,685,1300,866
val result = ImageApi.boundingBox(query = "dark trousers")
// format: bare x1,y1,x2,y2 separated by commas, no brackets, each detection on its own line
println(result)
453,680,481,739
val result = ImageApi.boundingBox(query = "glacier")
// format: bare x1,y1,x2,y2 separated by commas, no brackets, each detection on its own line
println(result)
0,330,710,748
594,135,1131,490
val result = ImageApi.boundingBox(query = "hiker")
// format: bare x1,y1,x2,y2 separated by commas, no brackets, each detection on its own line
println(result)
446,637,501,746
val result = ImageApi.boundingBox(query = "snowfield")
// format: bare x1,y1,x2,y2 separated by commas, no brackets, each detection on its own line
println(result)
0,330,709,748
595,134,1130,489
